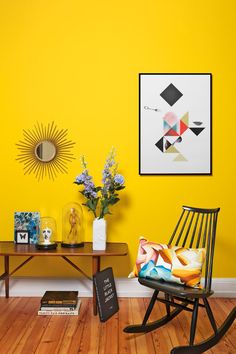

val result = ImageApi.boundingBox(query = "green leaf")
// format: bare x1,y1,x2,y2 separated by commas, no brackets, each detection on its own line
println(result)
109,197,120,205
103,206,111,215
115,185,125,190
101,199,109,208
94,198,99,208
86,200,93,210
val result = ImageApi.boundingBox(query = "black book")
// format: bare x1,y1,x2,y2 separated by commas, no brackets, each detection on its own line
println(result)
93,267,119,322
41,291,78,306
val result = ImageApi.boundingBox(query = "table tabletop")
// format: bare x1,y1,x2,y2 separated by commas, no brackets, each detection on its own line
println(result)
0,241,128,257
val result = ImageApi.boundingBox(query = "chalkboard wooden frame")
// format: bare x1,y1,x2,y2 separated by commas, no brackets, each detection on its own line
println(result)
93,267,119,322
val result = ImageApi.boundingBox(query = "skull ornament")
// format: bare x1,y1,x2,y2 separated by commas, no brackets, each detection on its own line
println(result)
42,227,52,243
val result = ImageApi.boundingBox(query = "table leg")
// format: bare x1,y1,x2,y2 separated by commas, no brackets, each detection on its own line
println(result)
92,256,100,315
4,256,9,298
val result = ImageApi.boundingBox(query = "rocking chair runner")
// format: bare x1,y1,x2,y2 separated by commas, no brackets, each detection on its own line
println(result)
124,206,236,354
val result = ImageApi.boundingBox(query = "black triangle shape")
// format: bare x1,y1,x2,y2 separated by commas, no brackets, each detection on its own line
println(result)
155,138,164,152
189,127,205,136
164,139,172,150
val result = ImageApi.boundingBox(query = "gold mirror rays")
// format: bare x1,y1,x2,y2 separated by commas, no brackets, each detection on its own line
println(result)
16,122,75,180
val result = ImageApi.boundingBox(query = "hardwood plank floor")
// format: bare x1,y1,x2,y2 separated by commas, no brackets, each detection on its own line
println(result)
0,297,235,354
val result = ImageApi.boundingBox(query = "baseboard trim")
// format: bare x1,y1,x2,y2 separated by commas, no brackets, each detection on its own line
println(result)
0,277,235,298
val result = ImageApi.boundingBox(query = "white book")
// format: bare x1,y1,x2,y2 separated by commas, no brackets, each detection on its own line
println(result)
40,305,77,311
38,299,81,316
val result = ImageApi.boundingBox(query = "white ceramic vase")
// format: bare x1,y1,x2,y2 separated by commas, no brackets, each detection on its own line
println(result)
92,218,106,250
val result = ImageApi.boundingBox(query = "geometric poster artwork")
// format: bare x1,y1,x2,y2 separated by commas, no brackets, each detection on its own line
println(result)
139,73,212,175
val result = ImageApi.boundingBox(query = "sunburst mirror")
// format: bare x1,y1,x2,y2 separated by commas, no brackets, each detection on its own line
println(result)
16,122,75,180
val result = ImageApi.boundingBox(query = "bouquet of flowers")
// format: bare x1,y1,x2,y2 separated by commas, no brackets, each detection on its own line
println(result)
74,148,125,219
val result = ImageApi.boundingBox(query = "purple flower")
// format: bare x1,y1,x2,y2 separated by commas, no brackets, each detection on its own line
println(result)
114,174,125,185
75,148,125,219
102,181,111,194
102,170,111,181
84,180,95,194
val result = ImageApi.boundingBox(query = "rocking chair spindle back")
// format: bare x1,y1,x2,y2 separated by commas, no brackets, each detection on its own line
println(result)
124,206,236,354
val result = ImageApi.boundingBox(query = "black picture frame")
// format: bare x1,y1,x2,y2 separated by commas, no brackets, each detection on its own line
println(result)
15,230,30,244
139,73,212,175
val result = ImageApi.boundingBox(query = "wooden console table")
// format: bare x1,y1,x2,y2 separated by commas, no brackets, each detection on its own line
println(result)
0,241,128,315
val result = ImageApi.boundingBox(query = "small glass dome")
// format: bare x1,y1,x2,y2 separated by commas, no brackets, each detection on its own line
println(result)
61,202,84,248
36,216,57,250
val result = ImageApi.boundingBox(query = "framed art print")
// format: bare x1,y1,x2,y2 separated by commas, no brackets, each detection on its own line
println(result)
139,73,212,175
15,230,29,244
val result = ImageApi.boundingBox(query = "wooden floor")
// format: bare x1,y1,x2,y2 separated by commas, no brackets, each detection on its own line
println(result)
0,297,235,354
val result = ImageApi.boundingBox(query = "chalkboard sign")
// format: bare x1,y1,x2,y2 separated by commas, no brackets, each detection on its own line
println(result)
93,267,119,322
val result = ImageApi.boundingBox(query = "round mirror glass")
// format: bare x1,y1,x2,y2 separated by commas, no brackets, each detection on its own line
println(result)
35,140,56,162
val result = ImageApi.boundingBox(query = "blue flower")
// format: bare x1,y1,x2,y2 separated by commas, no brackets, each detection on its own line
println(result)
114,174,125,185
76,174,85,183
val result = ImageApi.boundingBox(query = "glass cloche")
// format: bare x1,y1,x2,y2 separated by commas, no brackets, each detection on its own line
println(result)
61,202,84,248
36,216,57,250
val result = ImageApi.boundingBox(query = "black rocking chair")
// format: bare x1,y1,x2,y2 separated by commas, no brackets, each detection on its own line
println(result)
124,206,236,353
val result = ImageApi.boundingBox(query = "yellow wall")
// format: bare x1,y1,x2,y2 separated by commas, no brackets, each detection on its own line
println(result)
0,0,235,278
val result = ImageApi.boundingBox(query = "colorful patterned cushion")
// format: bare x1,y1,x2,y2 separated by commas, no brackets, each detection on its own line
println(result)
129,237,206,288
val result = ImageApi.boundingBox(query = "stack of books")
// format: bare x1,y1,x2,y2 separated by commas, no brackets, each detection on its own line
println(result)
38,290,81,315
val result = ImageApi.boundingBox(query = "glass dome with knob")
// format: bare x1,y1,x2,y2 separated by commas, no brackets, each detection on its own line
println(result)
61,202,84,248
36,216,58,250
